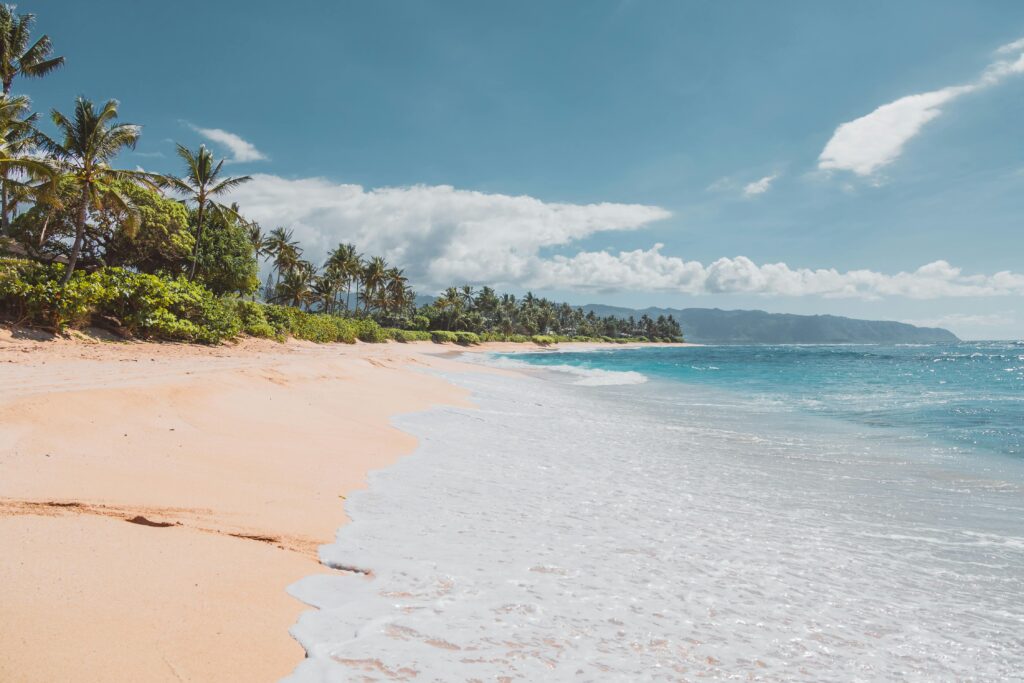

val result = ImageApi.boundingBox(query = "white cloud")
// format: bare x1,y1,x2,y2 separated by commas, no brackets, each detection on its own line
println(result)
819,37,1024,177
533,248,1024,299
229,174,670,286
189,125,267,162
903,312,1015,329
226,174,1024,299
996,37,1024,55
705,176,736,193
743,172,779,197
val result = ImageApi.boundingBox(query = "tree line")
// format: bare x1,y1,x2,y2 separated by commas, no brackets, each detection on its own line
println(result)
0,4,681,343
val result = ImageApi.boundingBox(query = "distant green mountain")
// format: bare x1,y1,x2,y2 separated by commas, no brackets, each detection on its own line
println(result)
415,294,958,343
581,305,959,344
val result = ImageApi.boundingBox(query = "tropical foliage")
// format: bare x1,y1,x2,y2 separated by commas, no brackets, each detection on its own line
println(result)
0,5,682,345
415,286,683,340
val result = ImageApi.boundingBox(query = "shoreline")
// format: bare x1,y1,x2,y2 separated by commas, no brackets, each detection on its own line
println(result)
0,334,482,682
0,332,680,681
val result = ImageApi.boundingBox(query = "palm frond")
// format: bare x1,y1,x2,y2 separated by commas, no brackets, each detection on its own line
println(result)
208,174,251,196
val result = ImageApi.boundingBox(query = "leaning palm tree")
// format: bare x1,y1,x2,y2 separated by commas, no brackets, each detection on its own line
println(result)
164,144,251,280
0,5,63,96
34,97,159,284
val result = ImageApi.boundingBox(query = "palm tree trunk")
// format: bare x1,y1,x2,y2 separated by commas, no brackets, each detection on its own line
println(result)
62,188,90,285
1,169,9,235
37,213,50,250
188,200,206,280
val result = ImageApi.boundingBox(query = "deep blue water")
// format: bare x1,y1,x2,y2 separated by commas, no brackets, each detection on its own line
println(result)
506,342,1024,458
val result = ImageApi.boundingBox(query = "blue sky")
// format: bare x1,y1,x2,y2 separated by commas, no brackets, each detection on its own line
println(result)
26,1,1024,338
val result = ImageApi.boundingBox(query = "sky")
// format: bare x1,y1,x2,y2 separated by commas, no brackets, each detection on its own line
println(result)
22,1,1024,338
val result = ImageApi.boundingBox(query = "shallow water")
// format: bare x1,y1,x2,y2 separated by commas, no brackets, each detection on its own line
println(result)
286,346,1024,681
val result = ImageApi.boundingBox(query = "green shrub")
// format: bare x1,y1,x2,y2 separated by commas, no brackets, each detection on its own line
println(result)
231,300,278,339
0,262,242,342
391,329,432,342
260,303,298,335
85,269,241,343
531,335,557,346
454,331,480,346
354,318,388,343
430,330,458,344
507,334,530,343
291,312,357,343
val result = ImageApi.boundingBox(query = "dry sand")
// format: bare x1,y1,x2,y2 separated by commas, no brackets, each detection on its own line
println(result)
0,332,488,683
0,331,683,681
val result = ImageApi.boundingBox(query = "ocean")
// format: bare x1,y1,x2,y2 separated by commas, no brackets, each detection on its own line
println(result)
286,343,1024,681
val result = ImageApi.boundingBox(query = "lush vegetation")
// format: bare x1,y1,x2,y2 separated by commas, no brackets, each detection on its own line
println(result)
0,5,682,346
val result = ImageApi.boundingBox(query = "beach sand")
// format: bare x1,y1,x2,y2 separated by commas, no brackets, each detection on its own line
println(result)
0,332,489,683
0,332,685,681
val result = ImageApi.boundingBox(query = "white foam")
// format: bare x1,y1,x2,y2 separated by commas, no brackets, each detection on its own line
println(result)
285,369,1024,681
483,355,648,386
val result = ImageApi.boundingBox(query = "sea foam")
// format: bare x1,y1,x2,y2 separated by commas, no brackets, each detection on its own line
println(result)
285,362,1024,681
482,355,648,386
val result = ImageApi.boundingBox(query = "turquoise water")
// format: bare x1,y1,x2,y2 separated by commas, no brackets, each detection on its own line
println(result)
290,344,1024,680
507,342,1024,458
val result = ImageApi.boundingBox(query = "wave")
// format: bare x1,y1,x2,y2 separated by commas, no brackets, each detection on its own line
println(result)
486,356,648,386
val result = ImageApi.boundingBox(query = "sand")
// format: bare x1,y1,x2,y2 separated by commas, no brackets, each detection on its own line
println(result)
0,331,686,681
0,332,483,683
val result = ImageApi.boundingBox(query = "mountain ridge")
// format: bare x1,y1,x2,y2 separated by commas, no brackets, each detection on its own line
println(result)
413,295,958,343
580,304,959,344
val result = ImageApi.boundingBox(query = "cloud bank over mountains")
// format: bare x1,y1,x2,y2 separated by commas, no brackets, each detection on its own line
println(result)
231,174,1024,299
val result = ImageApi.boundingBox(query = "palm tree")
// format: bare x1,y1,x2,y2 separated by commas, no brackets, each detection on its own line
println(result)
435,287,463,330
0,6,61,233
266,227,300,285
312,266,344,314
243,221,269,300
0,5,63,96
246,220,269,259
0,93,53,233
273,260,316,309
164,144,251,280
375,267,410,320
35,98,159,284
360,255,388,313
326,242,361,312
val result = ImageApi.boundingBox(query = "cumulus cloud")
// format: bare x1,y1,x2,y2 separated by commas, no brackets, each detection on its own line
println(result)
189,125,267,162
533,248,1024,298
743,172,779,197
225,174,1024,299
229,174,670,286
819,37,1024,177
